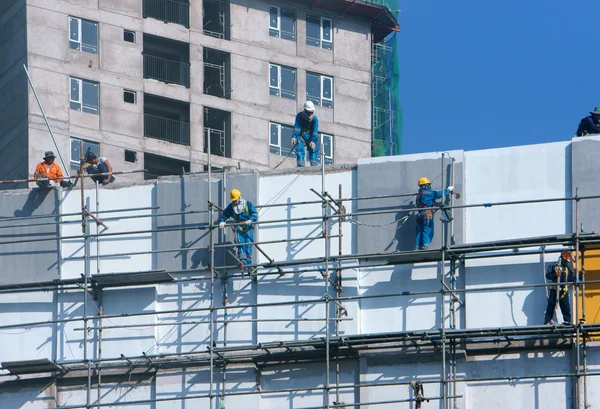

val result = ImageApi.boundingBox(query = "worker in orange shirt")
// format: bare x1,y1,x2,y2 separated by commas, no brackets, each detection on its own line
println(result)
33,151,71,188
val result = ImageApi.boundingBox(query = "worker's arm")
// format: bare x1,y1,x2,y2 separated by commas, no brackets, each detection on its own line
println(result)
103,159,113,183
33,163,44,180
545,265,557,281
310,116,320,142
55,164,64,183
567,266,580,282
218,204,233,223
576,119,587,137
292,113,301,138
248,201,258,223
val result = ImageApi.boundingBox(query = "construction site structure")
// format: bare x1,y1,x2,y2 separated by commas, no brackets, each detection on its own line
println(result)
0,0,399,187
0,135,600,408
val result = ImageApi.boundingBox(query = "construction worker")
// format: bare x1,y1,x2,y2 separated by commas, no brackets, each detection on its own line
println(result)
291,101,320,167
576,106,600,137
544,250,579,325
414,177,454,250
217,189,258,271
80,152,115,185
33,151,72,188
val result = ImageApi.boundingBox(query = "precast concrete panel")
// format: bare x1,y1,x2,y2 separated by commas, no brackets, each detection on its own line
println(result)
571,136,600,234
0,292,55,363
463,352,572,409
465,254,554,328
0,382,57,408
358,264,443,333
464,141,570,243
155,172,258,272
356,152,465,254
58,381,152,408
0,188,60,285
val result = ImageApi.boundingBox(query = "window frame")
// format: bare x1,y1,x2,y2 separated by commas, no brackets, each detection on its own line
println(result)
269,122,295,157
306,14,332,50
70,77,100,115
306,72,333,108
123,29,136,43
269,5,296,41
69,16,98,54
123,89,136,104
269,63,296,100
320,133,334,164
70,137,100,168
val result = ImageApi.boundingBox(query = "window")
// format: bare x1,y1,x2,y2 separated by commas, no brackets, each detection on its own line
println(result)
269,122,295,156
70,138,100,168
123,29,136,43
306,72,333,108
70,77,99,114
306,14,332,50
320,133,334,165
269,6,296,41
125,150,137,163
69,17,98,54
269,64,296,100
123,90,136,104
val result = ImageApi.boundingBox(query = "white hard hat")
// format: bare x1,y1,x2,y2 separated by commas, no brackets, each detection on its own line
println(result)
303,101,315,112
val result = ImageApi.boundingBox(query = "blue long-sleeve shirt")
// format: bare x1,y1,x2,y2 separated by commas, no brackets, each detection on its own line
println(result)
292,112,319,143
218,200,258,225
416,187,452,219
576,116,600,137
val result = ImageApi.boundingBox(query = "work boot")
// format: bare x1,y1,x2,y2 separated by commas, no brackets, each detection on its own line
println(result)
296,161,305,167
310,161,319,166
545,320,557,325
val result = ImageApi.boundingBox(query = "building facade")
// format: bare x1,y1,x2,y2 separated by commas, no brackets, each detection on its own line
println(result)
0,0,398,183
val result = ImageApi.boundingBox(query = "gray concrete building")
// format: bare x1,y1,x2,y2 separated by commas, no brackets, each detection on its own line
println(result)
0,0,398,184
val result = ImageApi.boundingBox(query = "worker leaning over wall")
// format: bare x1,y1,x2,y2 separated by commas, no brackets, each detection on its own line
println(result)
217,189,258,273
414,177,453,250
291,101,320,167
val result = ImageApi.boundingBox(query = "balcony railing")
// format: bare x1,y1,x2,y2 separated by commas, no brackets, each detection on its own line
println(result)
144,114,190,146
143,0,189,28
144,54,190,88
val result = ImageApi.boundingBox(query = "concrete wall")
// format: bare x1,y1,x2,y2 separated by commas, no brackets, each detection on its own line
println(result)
21,0,375,181
0,0,29,187
0,140,597,408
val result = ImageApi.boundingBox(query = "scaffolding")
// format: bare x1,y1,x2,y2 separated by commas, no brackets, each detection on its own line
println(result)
371,3,401,157
0,151,599,409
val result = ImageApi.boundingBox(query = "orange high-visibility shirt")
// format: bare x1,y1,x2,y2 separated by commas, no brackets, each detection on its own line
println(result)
34,162,64,183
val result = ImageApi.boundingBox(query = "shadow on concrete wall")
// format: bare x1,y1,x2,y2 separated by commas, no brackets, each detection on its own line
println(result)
467,263,549,327
13,188,53,217
359,264,442,331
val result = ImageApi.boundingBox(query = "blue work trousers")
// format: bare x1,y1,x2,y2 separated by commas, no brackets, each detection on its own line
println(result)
415,217,434,250
87,163,115,185
295,136,319,167
235,228,254,265
544,289,572,324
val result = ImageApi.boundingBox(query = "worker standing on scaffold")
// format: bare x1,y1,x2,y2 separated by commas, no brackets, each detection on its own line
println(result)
217,189,258,273
544,250,580,325
414,177,453,250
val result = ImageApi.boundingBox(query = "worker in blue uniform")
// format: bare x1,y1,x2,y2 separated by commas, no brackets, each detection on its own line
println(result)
544,250,579,325
414,177,454,250
217,189,258,270
292,101,320,167
576,107,600,137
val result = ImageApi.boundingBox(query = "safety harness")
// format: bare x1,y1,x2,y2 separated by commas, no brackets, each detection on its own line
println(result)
416,190,434,221
553,264,569,299
233,201,252,233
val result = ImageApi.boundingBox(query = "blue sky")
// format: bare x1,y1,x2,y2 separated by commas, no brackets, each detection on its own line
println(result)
398,0,600,154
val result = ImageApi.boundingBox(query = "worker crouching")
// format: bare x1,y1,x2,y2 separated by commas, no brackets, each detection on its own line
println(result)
217,189,258,272
544,250,580,325
414,177,453,250
292,101,320,167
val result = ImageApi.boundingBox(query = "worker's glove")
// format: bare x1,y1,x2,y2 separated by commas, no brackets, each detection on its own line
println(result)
447,186,454,192
291,138,297,146
219,221,225,229
244,220,252,226
309,141,316,149
409,210,417,216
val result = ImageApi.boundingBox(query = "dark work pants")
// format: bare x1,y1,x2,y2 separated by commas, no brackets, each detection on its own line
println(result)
86,163,115,184
544,289,572,324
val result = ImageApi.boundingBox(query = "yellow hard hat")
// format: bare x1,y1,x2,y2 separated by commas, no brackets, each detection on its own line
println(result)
230,189,241,202
418,177,431,186
561,250,572,262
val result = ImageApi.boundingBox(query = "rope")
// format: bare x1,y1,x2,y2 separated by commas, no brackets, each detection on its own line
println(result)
272,148,295,170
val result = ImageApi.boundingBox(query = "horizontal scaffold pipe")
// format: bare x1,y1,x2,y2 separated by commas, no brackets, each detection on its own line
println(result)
0,169,148,185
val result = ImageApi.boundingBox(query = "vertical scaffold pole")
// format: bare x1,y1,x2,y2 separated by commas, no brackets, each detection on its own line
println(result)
208,132,216,409
440,152,447,409
335,184,343,405
575,188,581,409
322,144,331,409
